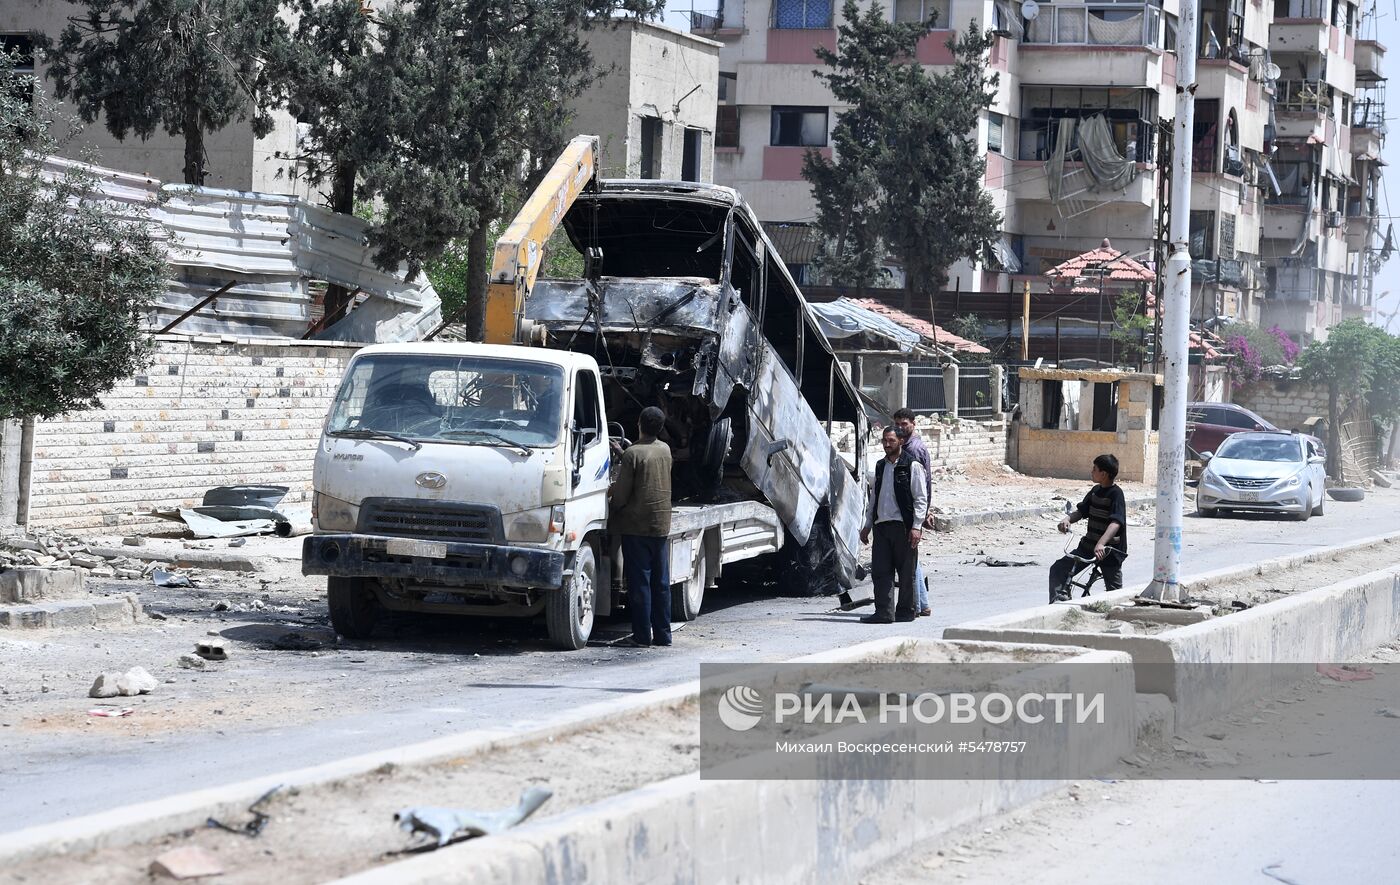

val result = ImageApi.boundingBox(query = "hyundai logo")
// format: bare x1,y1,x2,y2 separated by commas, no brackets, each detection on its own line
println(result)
415,471,447,489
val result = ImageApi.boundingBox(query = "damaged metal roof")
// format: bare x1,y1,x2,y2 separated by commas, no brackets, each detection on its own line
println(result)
812,298,990,355
42,156,440,341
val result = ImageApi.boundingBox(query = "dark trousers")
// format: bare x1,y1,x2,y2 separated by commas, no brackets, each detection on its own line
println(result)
1048,543,1125,603
871,521,917,620
622,534,671,645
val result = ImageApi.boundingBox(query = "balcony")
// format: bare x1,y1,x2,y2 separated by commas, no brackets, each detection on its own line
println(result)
1270,16,1329,57
1274,80,1330,140
1024,5,1164,49
1010,160,1157,209
689,2,744,36
1261,204,1313,243
1356,40,1386,83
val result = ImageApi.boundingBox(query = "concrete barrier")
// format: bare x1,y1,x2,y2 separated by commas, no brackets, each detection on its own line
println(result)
334,641,1136,885
946,564,1400,729
0,638,1132,885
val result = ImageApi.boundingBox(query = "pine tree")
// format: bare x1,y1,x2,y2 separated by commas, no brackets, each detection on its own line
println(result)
40,0,288,186
805,1,1001,312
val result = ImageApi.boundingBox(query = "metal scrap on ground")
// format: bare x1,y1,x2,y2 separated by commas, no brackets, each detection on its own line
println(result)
394,786,553,849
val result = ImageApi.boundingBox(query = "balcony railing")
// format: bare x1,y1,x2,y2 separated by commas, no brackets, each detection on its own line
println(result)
1276,80,1330,115
690,10,722,30
1024,5,1163,48
1353,98,1386,130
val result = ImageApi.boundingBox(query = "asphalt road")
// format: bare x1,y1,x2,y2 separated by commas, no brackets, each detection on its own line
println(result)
3,489,1399,833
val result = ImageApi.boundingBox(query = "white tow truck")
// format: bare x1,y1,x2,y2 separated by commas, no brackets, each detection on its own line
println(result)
303,137,870,649
304,342,784,648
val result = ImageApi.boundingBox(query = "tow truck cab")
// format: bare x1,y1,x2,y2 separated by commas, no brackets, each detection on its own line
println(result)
303,343,612,648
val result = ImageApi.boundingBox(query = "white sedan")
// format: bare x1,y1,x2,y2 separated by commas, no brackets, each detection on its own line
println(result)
1196,431,1327,521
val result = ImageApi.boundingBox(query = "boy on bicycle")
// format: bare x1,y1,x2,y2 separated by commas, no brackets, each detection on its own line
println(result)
1049,453,1127,603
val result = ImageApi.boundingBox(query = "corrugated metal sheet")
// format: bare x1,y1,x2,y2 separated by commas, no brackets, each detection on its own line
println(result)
40,158,440,341
809,298,922,352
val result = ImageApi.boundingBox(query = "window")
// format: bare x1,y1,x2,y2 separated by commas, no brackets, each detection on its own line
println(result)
2,34,34,107
682,128,703,182
1189,210,1216,260
639,116,662,179
717,107,740,149
1223,407,1263,430
894,0,949,25
574,371,602,445
772,0,833,29
717,73,739,150
987,112,1005,154
1018,87,1157,162
771,106,827,147
718,71,737,103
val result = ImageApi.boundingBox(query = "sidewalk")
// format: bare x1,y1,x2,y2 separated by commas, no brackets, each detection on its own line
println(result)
927,463,1155,532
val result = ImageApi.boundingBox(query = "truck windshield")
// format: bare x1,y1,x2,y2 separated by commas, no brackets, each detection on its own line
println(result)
326,354,565,448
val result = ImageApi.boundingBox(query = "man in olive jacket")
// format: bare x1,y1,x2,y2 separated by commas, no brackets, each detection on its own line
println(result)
609,406,673,647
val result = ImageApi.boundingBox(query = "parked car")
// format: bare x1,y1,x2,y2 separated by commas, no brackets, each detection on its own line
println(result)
1186,402,1326,462
1196,431,1327,521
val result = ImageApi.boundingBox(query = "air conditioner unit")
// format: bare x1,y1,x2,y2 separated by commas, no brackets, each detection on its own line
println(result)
1326,210,1344,228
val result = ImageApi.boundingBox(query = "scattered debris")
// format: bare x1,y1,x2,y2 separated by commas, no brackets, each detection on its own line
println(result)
272,630,329,651
1102,623,1135,635
149,845,226,880
88,708,135,718
227,538,247,548
153,569,194,588
207,785,283,838
178,654,207,670
395,786,553,849
1317,664,1375,682
122,536,146,547
213,600,230,612
149,611,169,621
1261,863,1303,885
1377,708,1400,719
89,666,158,698
973,557,1039,567
195,641,228,662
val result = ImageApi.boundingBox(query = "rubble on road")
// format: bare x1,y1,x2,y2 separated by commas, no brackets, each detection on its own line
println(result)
178,653,207,670
89,666,158,698
2,530,157,585
149,845,226,880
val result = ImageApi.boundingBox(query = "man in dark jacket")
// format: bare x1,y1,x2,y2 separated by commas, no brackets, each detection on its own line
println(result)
610,406,674,647
859,426,929,623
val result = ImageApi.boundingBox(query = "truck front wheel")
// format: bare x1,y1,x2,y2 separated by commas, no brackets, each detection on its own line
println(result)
327,576,380,639
547,543,597,650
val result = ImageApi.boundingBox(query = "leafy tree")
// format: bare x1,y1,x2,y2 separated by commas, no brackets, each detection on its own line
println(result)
1109,291,1152,369
805,1,1001,317
0,55,166,420
345,0,661,338
39,0,288,186
949,313,990,362
1220,322,1292,389
1297,318,1400,477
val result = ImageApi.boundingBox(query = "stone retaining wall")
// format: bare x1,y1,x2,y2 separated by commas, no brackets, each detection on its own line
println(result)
25,336,361,534
917,418,1008,468
1232,378,1329,432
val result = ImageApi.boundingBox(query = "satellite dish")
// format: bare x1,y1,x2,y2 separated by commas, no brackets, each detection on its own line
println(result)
1264,62,1282,80
1021,0,1040,20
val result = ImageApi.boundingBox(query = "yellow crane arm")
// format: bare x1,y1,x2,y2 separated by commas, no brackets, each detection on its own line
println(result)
482,135,599,344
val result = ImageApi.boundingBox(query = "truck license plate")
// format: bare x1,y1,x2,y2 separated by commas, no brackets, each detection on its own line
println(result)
387,538,448,559
1239,492,1259,502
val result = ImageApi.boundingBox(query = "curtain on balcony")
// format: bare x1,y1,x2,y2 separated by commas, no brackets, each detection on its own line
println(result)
1087,12,1143,45
1079,114,1138,191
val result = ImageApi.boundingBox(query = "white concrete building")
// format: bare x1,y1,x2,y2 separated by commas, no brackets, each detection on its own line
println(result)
692,0,1385,345
571,20,721,181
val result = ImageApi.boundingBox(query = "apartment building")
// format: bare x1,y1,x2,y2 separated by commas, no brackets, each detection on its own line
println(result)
693,0,1386,346
1260,0,1383,341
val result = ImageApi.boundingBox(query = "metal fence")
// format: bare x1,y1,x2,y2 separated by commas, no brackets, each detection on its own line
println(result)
907,363,946,415
958,365,996,420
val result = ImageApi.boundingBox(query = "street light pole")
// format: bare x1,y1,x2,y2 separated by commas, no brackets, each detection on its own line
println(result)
1143,0,1199,603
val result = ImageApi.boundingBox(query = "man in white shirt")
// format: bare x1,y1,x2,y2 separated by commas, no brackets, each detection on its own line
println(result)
859,425,929,623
